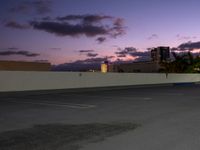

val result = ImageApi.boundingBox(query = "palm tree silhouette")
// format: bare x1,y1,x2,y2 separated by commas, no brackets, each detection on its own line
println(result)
161,52,198,73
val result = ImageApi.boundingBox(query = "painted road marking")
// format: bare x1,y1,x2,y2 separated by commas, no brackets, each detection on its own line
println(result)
3,100,96,109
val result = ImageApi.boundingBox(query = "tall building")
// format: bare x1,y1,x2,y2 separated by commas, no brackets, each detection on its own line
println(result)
151,47,170,62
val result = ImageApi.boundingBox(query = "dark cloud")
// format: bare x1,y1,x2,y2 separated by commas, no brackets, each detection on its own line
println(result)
86,53,98,57
30,21,109,37
116,54,127,58
178,41,200,50
111,18,126,38
77,50,98,57
42,16,52,21
30,14,125,38
105,56,115,59
125,47,137,52
115,51,127,57
7,47,18,50
115,47,137,57
78,50,94,53
176,34,197,41
10,0,52,15
0,50,40,57
129,51,151,61
34,60,49,63
50,48,61,51
148,34,158,40
10,2,30,13
5,21,29,29
72,56,113,64
32,0,52,14
96,37,106,43
56,14,113,24
169,41,200,54
115,46,150,61
129,51,150,57
80,57,110,64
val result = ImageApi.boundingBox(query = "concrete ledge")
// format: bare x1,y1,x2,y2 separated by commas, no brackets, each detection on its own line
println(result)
1,83,200,98
0,71,200,92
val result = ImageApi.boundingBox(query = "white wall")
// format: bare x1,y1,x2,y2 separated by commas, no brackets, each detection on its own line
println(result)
0,71,200,92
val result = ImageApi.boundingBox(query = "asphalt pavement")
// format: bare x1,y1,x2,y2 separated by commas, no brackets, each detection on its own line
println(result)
1,84,200,150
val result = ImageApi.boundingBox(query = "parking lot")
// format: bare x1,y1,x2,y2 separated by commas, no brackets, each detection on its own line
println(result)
1,84,200,150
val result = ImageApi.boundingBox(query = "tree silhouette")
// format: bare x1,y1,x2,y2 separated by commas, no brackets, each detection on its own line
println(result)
161,52,200,73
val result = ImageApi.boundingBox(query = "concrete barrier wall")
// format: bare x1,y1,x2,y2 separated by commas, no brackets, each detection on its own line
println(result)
0,71,200,92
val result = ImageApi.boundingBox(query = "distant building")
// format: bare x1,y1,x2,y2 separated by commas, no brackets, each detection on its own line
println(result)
109,61,161,73
151,47,170,62
0,60,51,71
101,61,109,73
101,63,108,73
108,46,170,73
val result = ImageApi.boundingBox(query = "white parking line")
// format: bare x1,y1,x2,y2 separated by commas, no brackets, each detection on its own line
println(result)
4,100,96,109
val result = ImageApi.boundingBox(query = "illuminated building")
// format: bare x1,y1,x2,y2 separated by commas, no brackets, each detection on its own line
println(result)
101,63,108,73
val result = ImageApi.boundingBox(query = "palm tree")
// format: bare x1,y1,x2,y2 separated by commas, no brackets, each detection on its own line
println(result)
161,52,195,73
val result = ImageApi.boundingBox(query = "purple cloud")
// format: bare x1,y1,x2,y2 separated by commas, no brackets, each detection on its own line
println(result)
176,34,197,41
115,47,137,57
115,46,151,61
5,21,29,29
148,34,158,40
96,37,106,43
87,53,98,57
56,14,113,24
10,0,52,15
171,41,200,52
178,41,200,50
0,50,40,57
78,50,94,53
30,14,126,39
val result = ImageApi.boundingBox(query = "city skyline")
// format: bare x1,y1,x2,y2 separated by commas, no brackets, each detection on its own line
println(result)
1,0,200,65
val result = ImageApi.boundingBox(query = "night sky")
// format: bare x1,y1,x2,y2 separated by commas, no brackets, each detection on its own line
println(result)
1,0,200,65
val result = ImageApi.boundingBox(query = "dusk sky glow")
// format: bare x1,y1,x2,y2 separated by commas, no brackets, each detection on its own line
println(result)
1,0,200,65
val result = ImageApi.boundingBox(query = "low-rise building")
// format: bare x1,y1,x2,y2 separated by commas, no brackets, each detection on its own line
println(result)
108,61,161,73
0,60,51,71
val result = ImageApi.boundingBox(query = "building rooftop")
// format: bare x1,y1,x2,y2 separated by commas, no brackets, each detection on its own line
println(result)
0,60,51,71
